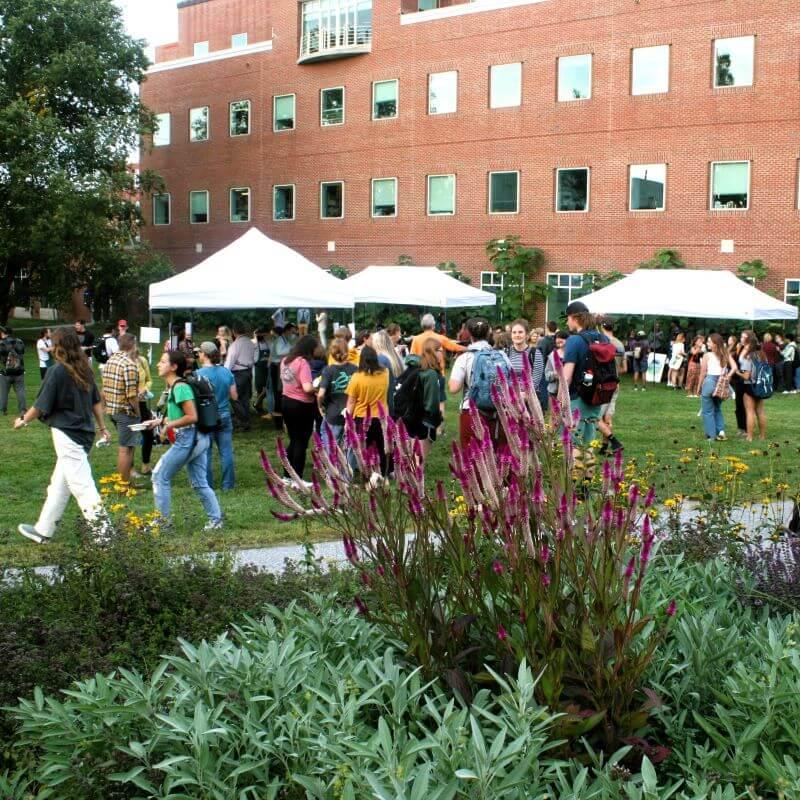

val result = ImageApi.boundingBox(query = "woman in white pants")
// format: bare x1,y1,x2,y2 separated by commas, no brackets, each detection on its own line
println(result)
13,327,110,544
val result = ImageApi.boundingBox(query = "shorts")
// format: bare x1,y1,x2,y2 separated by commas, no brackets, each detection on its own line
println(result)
407,421,437,442
632,357,649,374
111,412,142,447
438,374,446,404
599,387,619,420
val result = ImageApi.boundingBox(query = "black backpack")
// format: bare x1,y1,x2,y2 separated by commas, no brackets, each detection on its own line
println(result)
392,365,424,426
174,375,221,433
93,336,111,364
576,332,620,406
2,338,24,376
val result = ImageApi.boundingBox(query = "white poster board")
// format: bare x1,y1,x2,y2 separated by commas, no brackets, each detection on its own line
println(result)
139,326,161,345
646,353,667,383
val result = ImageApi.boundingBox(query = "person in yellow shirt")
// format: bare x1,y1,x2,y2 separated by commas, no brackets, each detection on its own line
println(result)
134,349,154,477
328,326,361,366
345,345,389,476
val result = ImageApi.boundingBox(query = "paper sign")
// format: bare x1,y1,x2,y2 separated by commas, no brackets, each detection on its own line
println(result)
139,326,161,345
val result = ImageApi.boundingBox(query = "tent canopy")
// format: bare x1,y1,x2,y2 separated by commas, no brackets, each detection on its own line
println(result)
579,269,798,321
344,266,497,309
149,228,354,310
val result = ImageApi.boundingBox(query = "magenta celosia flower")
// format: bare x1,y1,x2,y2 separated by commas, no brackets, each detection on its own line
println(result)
361,572,371,587
492,560,504,575
541,574,551,587
376,564,385,577
354,596,368,615
271,511,299,522
497,625,508,641
624,557,636,580
602,500,613,527
644,486,656,508
539,544,550,564
628,484,640,506
666,600,677,617
436,481,446,503
559,493,568,517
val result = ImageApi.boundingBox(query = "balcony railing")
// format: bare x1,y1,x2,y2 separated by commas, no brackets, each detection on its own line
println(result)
298,23,372,63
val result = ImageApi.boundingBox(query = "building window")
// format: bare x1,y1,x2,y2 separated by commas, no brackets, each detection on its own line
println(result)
229,100,250,136
153,194,171,225
230,187,250,222
710,161,750,210
427,174,455,215
189,106,209,142
372,79,398,120
321,87,345,126
490,63,522,108
481,271,504,296
428,71,457,115
371,178,397,217
629,164,666,211
299,0,372,60
273,185,295,221
488,171,519,214
273,94,296,131
557,54,591,101
631,44,670,95
714,36,754,88
189,190,209,224
785,280,800,307
556,168,590,212
321,181,344,218
547,273,584,319
153,113,170,147
231,32,248,48
193,41,209,57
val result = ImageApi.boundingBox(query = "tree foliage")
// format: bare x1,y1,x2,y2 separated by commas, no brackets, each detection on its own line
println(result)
737,259,768,283
485,236,547,321
638,249,686,270
0,0,162,321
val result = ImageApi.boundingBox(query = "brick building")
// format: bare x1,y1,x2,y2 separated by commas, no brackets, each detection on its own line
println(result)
139,0,800,321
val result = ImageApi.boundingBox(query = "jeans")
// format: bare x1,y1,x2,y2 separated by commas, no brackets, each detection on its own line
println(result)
320,419,344,455
35,428,108,539
795,367,800,391
700,376,725,438
206,412,235,490
152,427,222,523
269,363,283,417
139,401,154,466
570,396,602,449
232,369,252,430
282,397,316,479
0,373,26,414
730,374,746,432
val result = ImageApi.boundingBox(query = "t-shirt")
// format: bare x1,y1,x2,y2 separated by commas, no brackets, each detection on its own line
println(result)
782,342,797,363
346,370,389,418
281,357,314,403
167,381,195,421
507,346,529,375
36,338,52,368
537,335,555,361
195,365,235,415
450,341,496,411
34,363,100,452
563,330,608,399
738,354,753,383
319,363,357,424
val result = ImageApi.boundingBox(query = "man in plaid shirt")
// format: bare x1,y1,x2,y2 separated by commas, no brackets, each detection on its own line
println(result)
102,333,141,483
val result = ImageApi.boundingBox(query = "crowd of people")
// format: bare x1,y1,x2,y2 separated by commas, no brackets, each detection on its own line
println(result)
3,307,794,545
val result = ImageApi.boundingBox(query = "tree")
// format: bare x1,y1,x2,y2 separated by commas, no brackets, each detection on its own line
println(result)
485,236,547,321
737,259,768,284
328,265,348,280
638,248,685,269
0,0,157,322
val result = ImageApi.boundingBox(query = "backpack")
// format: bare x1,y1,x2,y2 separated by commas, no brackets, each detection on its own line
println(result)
173,375,221,433
749,358,773,400
93,336,111,364
2,339,23,376
392,365,424,426
529,348,550,411
468,349,511,414
576,332,619,406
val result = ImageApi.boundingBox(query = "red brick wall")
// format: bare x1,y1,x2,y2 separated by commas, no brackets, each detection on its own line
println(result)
140,0,800,315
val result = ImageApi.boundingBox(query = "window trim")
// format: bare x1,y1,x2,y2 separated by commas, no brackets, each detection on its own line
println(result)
557,53,592,102
188,190,209,225
785,279,800,305
371,78,399,121
320,86,346,127
480,270,504,290
555,167,591,213
428,70,458,115
272,184,296,222
273,93,296,132
229,186,251,223
712,34,755,89
152,193,171,226
709,160,750,211
229,99,251,137
426,173,456,216
231,32,248,48
545,271,585,320
371,177,398,218
188,106,210,143
153,112,171,147
630,43,670,96
193,41,209,57
489,62,522,109
628,163,667,212
488,170,520,215
320,180,345,219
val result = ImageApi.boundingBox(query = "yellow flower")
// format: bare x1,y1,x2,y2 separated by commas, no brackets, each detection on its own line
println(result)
109,503,125,513
679,457,692,464
664,499,677,509
711,485,723,494
749,450,761,456
589,439,603,450
101,488,111,495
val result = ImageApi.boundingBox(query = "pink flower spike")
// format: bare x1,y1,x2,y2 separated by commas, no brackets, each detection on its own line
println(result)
602,500,613,527
624,557,635,579
436,481,446,503
666,600,677,617
376,564,385,577
539,544,550,564
614,447,624,472
541,574,551,587
354,596,368,616
492,560,504,575
497,625,508,641
642,515,652,540
628,484,640,507
645,487,656,507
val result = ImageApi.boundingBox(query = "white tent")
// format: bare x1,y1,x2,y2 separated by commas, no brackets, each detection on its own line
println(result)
344,266,497,308
148,228,354,310
579,269,798,321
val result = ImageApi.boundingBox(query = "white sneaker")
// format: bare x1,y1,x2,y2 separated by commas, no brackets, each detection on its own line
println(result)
18,524,52,544
203,519,224,531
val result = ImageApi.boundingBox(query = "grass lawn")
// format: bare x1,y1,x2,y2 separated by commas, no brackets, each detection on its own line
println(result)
2,360,799,567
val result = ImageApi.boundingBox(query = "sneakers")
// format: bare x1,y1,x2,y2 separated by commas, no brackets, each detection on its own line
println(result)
203,519,224,531
18,524,52,544
715,432,727,441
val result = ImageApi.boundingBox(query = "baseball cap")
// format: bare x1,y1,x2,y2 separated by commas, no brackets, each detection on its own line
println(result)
199,341,218,356
637,330,646,337
117,319,128,328
565,300,589,316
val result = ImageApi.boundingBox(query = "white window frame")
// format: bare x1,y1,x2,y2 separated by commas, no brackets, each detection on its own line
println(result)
229,100,251,137
371,177,398,218
427,174,456,216
153,113,171,147
488,170,520,215
713,35,755,89
189,190,209,225
489,62,522,109
193,41,209,57
229,187,251,222
428,70,458,115
189,106,209,142
628,164,667,212
273,184,296,222
631,44,670,96
557,54,592,102
320,86,346,127
152,193,171,226
372,79,399,121
709,160,750,211
320,181,345,219
785,279,800,305
555,167,591,213
273,94,296,132
231,32,248,48
545,272,585,320
480,271,504,291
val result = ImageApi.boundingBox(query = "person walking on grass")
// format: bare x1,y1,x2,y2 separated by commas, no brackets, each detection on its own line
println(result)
667,333,686,389
684,336,705,397
147,351,223,531
698,333,729,441
0,325,26,416
403,338,444,464
631,330,650,391
318,339,357,454
13,328,110,545
730,330,769,441
225,322,256,432
36,328,53,380
135,346,155,478
598,317,625,455
780,333,798,394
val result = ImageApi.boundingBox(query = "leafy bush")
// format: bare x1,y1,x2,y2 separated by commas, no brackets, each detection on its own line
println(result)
737,538,800,613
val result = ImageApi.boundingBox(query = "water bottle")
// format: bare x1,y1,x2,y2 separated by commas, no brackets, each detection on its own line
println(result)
582,369,594,387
